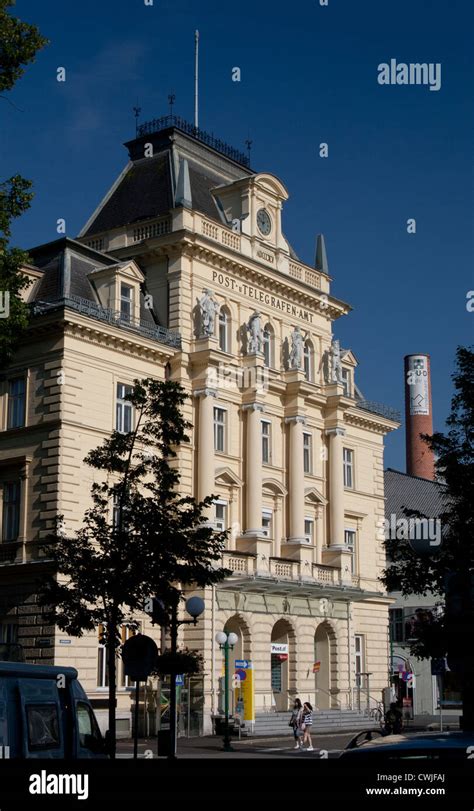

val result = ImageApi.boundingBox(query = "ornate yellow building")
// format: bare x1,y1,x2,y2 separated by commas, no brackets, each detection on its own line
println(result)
0,118,399,735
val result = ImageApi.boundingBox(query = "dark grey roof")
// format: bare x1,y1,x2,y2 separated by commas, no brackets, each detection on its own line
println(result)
27,238,162,328
384,468,446,520
83,154,173,237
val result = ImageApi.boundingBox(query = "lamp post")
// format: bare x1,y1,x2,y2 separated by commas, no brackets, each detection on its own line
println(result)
215,631,238,751
168,595,205,759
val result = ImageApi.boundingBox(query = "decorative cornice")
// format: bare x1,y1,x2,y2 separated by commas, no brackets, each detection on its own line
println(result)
193,387,218,398
345,410,398,436
241,402,264,412
284,415,306,425
182,240,346,321
325,427,346,437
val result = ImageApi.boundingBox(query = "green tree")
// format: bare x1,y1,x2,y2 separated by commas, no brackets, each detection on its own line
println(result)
382,346,474,730
39,379,231,757
0,1,48,367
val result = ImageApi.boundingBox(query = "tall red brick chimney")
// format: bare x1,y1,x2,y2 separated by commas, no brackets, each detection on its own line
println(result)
404,354,435,480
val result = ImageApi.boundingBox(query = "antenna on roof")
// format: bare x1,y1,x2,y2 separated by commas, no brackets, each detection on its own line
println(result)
168,93,176,117
194,30,199,130
245,137,252,165
133,105,141,137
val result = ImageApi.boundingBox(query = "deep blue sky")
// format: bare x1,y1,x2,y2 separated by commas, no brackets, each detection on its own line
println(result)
3,0,473,471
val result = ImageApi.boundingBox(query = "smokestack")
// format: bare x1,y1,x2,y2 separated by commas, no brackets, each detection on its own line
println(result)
404,354,435,480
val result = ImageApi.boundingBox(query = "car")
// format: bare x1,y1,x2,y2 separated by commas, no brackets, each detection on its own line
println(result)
0,661,108,759
339,730,474,760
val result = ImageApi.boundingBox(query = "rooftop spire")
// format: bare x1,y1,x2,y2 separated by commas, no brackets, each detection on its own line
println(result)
315,233,328,274
175,158,192,208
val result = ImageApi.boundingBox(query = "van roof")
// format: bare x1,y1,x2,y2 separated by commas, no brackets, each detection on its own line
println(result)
0,662,78,679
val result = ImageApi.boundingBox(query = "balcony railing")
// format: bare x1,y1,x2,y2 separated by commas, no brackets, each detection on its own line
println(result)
222,551,341,586
355,399,401,423
32,296,181,349
136,115,251,168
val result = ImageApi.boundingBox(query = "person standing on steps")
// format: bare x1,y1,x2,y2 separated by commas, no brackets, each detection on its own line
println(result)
301,702,314,751
289,698,303,749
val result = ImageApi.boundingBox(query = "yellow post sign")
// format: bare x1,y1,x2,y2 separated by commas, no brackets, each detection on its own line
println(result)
234,660,254,723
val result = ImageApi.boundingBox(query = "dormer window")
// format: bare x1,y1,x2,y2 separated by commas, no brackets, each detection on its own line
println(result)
120,284,133,323
341,367,352,397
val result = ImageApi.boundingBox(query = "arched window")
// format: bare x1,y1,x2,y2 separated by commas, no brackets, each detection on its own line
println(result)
263,323,274,368
218,308,230,352
304,340,313,381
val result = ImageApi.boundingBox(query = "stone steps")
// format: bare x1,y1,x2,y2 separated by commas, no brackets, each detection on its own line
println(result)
252,710,378,736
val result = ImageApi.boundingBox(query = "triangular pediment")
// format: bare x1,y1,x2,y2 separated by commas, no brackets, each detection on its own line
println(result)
215,467,242,487
304,486,327,505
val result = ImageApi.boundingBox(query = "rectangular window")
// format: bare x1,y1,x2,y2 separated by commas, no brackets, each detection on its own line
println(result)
261,420,271,464
97,624,108,688
344,529,356,574
389,608,404,643
116,383,133,433
343,448,354,488
262,509,273,538
303,432,312,474
2,481,21,542
7,378,26,429
26,704,60,752
271,655,282,693
304,518,314,545
215,500,227,531
213,407,226,453
120,625,140,687
120,283,133,322
355,634,364,688
0,621,18,644
341,368,351,398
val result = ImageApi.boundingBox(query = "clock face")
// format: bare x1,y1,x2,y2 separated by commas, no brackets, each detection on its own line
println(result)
257,208,272,236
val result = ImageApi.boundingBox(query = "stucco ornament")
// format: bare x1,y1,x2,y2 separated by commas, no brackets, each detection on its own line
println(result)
246,310,263,354
289,326,305,369
198,288,219,337
330,338,343,383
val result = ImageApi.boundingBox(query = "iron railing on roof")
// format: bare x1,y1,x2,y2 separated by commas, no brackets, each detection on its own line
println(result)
136,115,250,168
31,296,181,349
355,399,401,422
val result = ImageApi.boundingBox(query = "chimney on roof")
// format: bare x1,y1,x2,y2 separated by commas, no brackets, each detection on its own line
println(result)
404,354,435,480
315,234,328,274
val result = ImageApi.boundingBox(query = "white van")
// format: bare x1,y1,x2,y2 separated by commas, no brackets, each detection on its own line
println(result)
0,662,107,759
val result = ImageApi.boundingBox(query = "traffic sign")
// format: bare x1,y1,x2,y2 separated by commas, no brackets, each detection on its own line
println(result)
235,659,249,668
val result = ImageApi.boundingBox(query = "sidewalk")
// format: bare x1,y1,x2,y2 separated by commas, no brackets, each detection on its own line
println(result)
116,731,356,759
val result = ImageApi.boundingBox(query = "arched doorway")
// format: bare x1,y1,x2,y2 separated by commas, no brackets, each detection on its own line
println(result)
314,622,333,709
271,619,295,712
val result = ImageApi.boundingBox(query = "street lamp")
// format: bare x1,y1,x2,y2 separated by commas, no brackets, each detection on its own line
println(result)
168,595,205,759
216,630,238,751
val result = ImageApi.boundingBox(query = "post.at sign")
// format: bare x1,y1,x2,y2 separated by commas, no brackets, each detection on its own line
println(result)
234,660,254,725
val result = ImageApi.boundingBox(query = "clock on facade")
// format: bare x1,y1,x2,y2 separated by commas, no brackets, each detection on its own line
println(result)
256,208,272,236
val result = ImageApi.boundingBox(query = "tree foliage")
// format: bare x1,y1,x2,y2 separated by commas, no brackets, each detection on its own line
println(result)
0,2,48,367
39,379,231,754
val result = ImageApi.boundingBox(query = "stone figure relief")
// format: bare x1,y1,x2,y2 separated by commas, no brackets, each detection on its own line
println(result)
246,310,263,354
330,338,343,384
197,288,219,337
289,326,308,370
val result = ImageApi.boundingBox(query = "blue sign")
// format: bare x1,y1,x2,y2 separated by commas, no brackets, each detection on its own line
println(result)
235,660,250,669
175,674,184,685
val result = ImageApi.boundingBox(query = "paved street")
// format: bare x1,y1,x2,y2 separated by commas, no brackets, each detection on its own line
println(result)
116,732,356,759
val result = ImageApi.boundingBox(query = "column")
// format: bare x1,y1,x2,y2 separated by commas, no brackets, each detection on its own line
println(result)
243,403,263,535
285,416,305,543
326,427,345,547
194,388,217,514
